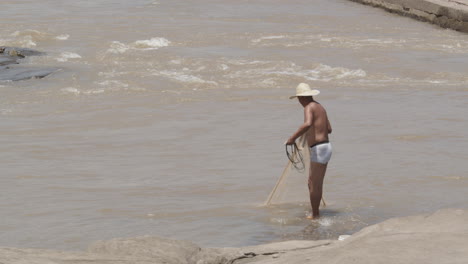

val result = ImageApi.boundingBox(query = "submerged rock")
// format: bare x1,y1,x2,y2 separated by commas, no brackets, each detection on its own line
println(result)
0,66,58,81
0,56,18,66
0,46,57,81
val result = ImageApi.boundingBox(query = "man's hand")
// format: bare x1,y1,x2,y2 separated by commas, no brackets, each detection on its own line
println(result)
285,137,295,145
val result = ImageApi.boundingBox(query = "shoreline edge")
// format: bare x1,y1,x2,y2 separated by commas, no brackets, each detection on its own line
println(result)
347,0,468,33
1,208,467,264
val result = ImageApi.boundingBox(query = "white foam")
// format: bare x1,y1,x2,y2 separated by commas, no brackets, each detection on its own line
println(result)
219,64,229,71
155,70,217,85
10,29,50,48
270,217,288,225
318,217,333,227
97,80,129,88
22,39,36,47
252,35,286,43
55,34,70,40
285,41,313,47
134,37,170,50
61,86,113,95
61,87,81,95
107,41,130,54
56,52,82,62
258,64,366,81
363,38,406,44
338,235,351,241
84,89,105,95
227,59,270,66
11,29,43,38
310,64,366,81
107,37,170,53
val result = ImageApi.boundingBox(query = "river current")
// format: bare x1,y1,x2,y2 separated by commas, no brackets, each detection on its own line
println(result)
1,0,467,250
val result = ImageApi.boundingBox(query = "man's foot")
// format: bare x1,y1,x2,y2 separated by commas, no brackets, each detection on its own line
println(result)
306,215,320,220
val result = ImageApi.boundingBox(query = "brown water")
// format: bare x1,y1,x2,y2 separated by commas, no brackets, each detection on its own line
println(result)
1,0,467,250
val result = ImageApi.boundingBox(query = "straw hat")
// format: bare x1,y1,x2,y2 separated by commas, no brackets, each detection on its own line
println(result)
289,83,320,99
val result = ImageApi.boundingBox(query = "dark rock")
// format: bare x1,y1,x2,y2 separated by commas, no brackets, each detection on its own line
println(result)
0,46,56,81
0,46,45,57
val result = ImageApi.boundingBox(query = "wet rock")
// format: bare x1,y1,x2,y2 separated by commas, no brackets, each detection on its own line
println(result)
0,66,58,81
0,56,18,66
0,46,44,57
0,209,466,264
348,0,468,33
89,236,238,264
0,46,57,81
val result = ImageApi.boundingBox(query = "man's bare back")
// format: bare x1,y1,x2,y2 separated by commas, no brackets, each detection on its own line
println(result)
304,101,332,147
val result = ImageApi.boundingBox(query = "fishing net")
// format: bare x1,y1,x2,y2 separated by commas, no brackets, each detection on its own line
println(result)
265,134,310,205
265,134,326,206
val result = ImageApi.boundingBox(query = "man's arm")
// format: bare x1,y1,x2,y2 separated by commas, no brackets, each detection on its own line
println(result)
285,105,313,145
327,118,332,134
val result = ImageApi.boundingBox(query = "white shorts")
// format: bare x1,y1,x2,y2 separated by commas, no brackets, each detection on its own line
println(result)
310,142,332,164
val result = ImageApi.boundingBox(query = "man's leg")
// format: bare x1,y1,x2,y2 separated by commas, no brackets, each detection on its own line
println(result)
308,161,328,218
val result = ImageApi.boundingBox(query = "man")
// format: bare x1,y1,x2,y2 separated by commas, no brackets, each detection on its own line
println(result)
286,83,332,219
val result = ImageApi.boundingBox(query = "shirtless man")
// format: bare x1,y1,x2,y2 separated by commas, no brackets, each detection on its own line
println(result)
286,83,332,219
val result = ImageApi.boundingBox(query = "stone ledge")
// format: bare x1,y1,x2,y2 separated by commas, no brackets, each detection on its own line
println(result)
348,0,468,32
0,208,467,264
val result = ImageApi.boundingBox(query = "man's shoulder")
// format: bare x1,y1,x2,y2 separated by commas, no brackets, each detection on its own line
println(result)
308,102,328,116
307,101,322,110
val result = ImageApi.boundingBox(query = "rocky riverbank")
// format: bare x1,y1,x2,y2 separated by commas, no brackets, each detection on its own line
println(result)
348,0,468,33
1,208,467,264
0,46,57,81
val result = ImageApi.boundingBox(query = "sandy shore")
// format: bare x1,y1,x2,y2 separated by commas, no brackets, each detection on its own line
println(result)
348,0,468,32
1,208,467,264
